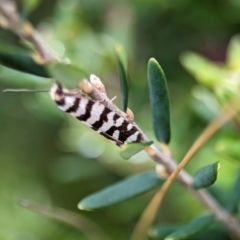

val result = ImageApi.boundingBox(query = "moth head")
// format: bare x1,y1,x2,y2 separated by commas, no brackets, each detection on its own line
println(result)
50,82,64,101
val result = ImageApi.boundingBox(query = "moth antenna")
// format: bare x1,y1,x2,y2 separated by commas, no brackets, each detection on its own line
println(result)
3,88,49,93
110,96,117,102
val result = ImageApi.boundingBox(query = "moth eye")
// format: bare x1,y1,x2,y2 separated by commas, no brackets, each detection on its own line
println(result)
56,86,63,95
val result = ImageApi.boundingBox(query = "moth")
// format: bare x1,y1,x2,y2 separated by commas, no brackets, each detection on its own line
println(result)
50,82,144,146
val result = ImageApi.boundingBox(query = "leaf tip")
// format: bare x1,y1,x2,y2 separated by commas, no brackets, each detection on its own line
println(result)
115,44,123,54
192,162,220,189
149,57,157,63
77,202,85,210
216,161,221,171
77,201,94,211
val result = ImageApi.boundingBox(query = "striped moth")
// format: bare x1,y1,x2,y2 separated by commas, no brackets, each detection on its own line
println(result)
50,80,144,146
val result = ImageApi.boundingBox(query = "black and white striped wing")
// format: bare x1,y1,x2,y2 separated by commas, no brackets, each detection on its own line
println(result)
50,83,143,146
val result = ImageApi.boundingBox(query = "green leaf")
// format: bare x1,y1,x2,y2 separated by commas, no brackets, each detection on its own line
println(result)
149,225,181,240
19,200,111,240
78,171,162,211
0,39,28,54
190,86,220,121
120,141,154,159
0,52,49,78
165,214,215,240
147,58,170,144
226,34,240,70
150,224,229,240
0,52,86,87
192,227,232,240
227,170,240,214
180,52,228,88
192,162,220,189
115,44,129,112
22,0,41,17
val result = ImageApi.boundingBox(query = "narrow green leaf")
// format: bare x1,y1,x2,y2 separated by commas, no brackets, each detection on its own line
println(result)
22,0,41,17
147,58,170,144
180,52,228,88
115,44,129,112
0,52,49,78
78,171,162,211
191,86,220,121
19,199,111,240
192,227,232,240
149,225,181,240
0,38,28,54
192,162,220,189
150,224,229,240
120,141,154,159
165,214,215,240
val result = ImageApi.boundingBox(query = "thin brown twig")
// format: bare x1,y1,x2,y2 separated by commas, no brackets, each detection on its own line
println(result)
0,0,69,64
130,97,240,240
81,79,240,239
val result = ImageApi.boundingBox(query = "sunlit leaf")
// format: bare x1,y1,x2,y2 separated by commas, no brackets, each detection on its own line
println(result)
0,52,49,78
192,162,220,189
190,86,220,121
180,52,228,88
115,44,129,112
165,214,215,240
78,171,162,211
226,34,240,70
147,58,170,144
120,141,154,159
215,80,240,106
22,0,40,16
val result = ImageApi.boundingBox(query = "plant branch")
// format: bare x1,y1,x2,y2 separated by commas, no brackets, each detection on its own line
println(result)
0,0,69,64
80,80,240,239
131,97,240,240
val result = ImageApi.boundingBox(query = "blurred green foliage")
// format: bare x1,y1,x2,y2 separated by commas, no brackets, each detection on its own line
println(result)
1,0,240,239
